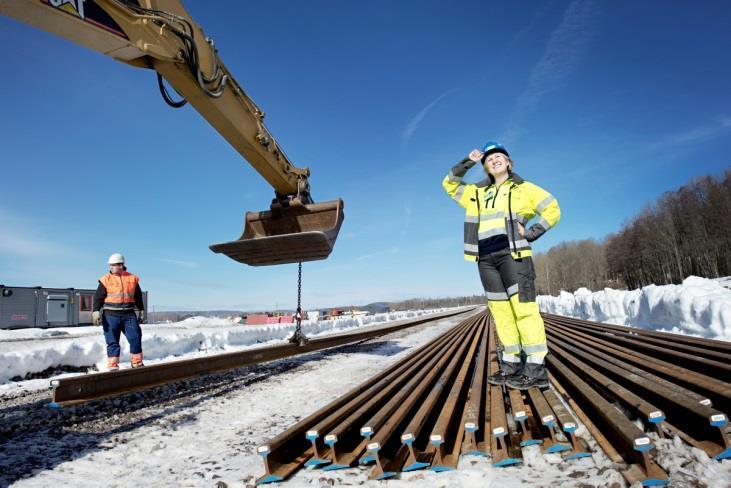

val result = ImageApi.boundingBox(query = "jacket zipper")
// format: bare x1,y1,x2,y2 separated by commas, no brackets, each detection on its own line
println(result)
475,189,480,262
507,185,517,255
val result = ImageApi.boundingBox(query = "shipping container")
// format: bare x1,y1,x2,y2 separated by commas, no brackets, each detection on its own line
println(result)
0,285,148,329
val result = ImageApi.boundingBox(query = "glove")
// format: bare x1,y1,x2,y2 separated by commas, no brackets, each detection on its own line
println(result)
92,311,102,325
138,310,146,324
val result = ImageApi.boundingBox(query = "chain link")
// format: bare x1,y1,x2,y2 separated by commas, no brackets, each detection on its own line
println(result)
290,262,307,345
297,261,302,312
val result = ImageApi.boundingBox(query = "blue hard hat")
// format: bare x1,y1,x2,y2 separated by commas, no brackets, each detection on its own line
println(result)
481,141,509,157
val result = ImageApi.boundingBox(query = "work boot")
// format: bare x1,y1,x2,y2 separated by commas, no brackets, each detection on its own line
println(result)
487,369,521,386
130,352,144,368
107,356,120,372
506,374,549,390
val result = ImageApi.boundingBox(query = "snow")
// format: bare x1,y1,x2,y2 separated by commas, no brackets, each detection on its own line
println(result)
0,312,632,487
1,302,730,486
538,276,731,341
0,309,453,390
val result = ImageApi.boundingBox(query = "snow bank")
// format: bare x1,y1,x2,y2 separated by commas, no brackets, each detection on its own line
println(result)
538,276,731,341
0,309,453,385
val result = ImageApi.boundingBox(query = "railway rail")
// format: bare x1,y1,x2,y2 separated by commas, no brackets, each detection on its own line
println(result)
48,307,475,407
256,312,731,486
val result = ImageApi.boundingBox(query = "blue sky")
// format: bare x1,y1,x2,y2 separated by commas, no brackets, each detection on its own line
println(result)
1,0,730,311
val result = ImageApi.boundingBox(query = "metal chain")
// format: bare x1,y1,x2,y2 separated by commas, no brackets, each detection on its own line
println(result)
290,262,308,345
297,261,302,313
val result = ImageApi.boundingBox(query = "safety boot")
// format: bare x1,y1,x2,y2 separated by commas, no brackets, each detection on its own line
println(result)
107,356,120,371
506,375,549,390
506,362,549,390
130,353,144,368
487,369,521,385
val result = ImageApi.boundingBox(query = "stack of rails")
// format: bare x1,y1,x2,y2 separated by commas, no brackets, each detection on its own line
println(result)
256,311,585,484
543,313,731,485
257,311,731,486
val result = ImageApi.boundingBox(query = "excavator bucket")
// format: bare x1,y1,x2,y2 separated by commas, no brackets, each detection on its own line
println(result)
209,199,344,266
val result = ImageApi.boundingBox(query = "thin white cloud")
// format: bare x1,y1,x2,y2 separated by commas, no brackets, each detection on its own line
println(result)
402,88,458,142
355,246,400,262
160,258,198,269
502,0,598,144
648,116,731,149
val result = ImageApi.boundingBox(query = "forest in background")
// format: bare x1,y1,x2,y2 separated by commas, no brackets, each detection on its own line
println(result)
534,169,731,294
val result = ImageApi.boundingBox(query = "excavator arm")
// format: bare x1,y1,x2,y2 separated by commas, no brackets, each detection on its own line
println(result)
1,0,343,266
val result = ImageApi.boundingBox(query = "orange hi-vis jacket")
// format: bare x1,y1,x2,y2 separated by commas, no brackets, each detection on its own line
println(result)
99,271,140,312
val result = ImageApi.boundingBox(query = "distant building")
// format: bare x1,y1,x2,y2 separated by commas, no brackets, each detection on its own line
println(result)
0,284,148,329
362,302,391,314
244,313,294,325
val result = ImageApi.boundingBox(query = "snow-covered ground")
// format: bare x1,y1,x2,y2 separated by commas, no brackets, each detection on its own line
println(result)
0,309,450,391
1,304,729,487
2,308,728,487
538,276,731,341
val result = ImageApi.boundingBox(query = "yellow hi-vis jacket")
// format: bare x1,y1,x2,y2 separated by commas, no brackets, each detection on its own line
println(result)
442,159,561,261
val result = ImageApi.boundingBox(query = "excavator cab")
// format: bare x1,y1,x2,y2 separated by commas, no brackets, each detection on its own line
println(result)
209,199,344,266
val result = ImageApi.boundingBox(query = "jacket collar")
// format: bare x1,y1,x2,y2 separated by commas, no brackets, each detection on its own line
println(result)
479,172,525,188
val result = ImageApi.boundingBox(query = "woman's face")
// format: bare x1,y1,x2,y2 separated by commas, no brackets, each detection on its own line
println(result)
483,152,511,176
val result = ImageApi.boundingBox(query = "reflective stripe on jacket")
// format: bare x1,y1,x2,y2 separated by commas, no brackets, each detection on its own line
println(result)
442,159,561,261
99,271,140,311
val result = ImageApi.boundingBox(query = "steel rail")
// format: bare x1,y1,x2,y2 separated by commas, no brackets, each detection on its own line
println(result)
255,310,482,483
316,316,478,472
544,317,731,412
49,307,476,408
547,353,669,486
256,311,728,485
548,370,623,463
549,318,731,378
546,324,731,460
542,313,731,354
462,316,488,455
377,318,482,475
309,318,476,470
547,333,728,439
363,315,482,479
426,317,484,471
487,317,521,466
543,313,731,364
545,320,714,407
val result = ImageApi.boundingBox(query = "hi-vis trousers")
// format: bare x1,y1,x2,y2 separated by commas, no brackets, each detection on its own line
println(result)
478,248,548,379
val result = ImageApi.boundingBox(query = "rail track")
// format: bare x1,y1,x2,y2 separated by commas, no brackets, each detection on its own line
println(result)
256,311,731,486
48,307,476,407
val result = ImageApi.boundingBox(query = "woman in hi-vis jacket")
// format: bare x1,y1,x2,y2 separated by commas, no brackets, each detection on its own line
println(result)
442,141,560,390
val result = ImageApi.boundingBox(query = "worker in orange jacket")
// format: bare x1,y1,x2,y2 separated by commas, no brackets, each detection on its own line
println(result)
92,253,146,370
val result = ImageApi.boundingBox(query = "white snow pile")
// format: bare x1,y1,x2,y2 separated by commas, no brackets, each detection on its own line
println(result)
538,276,731,341
0,309,452,387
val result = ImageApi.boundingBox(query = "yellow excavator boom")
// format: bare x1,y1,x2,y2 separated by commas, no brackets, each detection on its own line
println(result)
0,0,343,265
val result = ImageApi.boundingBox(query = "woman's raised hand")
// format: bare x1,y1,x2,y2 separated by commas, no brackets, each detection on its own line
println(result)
468,149,483,162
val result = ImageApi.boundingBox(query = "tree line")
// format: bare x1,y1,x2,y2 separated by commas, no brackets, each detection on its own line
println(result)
389,295,487,311
533,169,731,294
